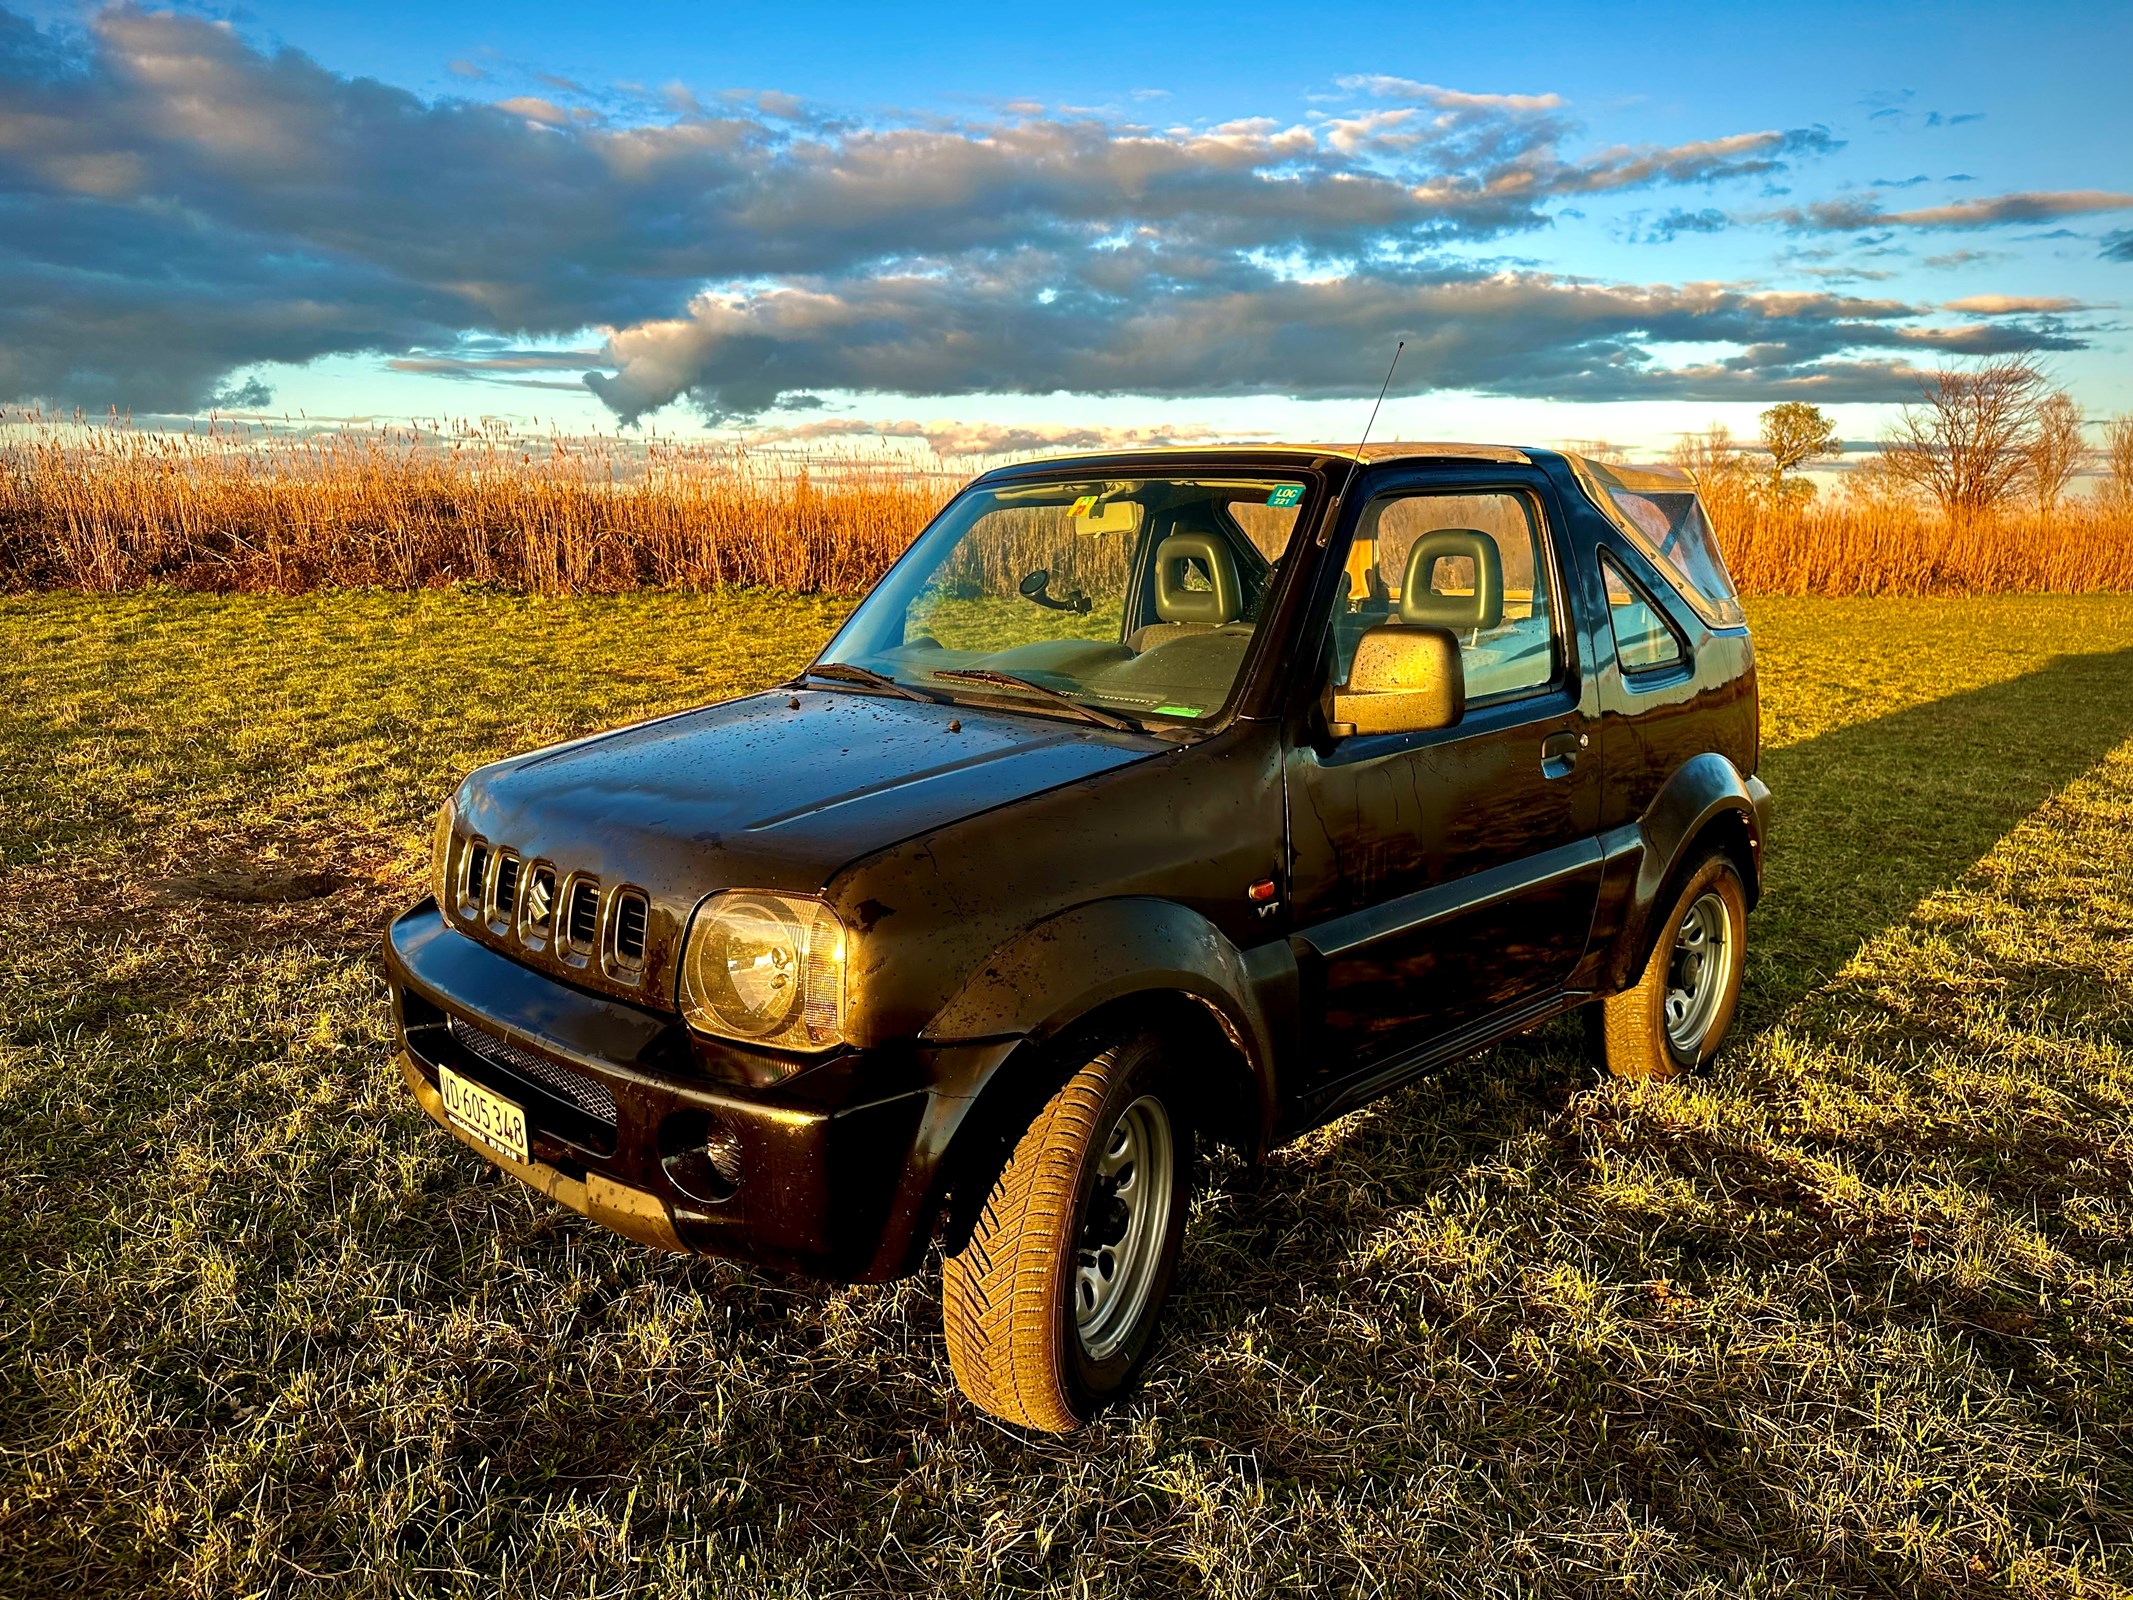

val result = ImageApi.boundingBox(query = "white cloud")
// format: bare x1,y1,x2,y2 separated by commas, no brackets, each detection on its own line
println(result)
1774,190,2133,231
584,266,2066,422
1943,294,2087,314
742,416,1240,457
0,3,2092,420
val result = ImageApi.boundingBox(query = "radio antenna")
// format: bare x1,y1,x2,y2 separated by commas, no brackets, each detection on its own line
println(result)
1355,339,1403,460
1314,339,1404,545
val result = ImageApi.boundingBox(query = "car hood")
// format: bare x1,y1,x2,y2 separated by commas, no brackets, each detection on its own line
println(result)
455,685,1166,902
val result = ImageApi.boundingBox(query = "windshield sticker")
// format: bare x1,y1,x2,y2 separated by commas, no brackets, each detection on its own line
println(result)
1067,493,1101,518
1153,704,1204,718
1265,484,1304,508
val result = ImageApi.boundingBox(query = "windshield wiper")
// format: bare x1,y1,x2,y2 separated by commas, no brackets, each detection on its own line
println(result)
800,662,937,703
931,669,1140,733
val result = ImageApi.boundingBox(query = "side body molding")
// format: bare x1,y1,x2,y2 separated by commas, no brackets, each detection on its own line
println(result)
921,896,1297,1148
1584,750,1769,992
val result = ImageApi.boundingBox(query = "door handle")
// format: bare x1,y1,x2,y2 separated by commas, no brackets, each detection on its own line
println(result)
1541,729,1589,778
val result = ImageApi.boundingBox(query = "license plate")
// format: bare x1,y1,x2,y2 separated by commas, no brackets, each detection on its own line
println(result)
439,1063,529,1166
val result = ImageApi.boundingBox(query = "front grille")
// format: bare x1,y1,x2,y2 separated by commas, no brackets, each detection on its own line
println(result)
446,831,650,989
613,890,648,963
448,1016,617,1127
493,853,521,916
566,880,600,948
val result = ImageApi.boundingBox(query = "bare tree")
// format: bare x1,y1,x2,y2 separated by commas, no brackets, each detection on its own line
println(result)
1670,422,1755,491
2103,414,2133,512
1880,358,2049,526
2025,391,2087,516
1759,401,1840,501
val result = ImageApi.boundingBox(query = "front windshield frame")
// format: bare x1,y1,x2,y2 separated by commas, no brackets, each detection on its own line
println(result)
811,460,1332,734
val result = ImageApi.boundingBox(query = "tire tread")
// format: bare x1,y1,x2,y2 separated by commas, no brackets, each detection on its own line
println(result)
1600,852,1746,1081
942,1051,1124,1432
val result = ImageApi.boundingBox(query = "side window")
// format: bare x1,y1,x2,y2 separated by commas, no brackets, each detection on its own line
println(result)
1600,552,1686,675
1333,489,1561,703
1223,496,1304,564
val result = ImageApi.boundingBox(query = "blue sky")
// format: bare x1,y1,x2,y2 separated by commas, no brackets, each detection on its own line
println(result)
3,0,2128,457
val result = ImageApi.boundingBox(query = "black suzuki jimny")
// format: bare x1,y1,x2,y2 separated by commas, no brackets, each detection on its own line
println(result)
387,442,1770,1431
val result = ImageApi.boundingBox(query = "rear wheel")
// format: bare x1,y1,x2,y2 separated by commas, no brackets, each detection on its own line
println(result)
942,1034,1190,1432
1600,852,1747,1080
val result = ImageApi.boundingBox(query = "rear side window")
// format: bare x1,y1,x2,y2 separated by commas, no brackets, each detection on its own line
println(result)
1600,553,1685,675
1570,458,1745,627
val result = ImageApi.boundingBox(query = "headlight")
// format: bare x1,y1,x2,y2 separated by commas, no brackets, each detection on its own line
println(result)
430,795,457,909
679,891,847,1051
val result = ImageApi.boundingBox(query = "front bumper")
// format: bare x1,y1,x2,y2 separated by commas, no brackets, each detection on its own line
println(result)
384,901,1011,1281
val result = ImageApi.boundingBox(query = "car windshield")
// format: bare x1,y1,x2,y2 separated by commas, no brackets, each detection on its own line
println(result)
818,474,1312,727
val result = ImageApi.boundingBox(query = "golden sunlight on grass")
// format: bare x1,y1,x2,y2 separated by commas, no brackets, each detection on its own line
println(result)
2,592,2130,1596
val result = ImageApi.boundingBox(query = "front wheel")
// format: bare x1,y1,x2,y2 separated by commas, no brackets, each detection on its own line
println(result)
942,1034,1191,1432
1599,852,1748,1080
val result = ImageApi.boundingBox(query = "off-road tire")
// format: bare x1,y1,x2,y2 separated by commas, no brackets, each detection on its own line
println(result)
1600,852,1748,1080
942,1035,1190,1432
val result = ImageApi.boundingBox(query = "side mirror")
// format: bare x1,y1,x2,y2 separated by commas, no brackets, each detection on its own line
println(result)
1329,624,1465,737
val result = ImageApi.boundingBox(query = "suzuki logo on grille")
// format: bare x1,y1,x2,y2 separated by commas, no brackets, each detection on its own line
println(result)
526,875,553,923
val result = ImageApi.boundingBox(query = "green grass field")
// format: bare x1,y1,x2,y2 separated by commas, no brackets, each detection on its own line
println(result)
3,591,2130,1598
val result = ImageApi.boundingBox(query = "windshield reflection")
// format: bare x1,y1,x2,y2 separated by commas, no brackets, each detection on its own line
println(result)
819,476,1309,728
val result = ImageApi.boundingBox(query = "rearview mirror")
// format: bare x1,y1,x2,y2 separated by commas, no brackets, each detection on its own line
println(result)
1329,624,1464,737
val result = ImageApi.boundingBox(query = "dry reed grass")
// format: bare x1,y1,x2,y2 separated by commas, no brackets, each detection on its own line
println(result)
1701,475,2133,597
0,411,951,595
7,411,2133,597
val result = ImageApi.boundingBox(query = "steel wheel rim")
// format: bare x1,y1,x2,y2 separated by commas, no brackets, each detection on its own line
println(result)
1664,891,1732,1054
1073,1095,1174,1362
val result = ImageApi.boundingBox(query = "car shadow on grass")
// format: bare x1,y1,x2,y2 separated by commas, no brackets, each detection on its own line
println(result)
1741,642,2133,1028
1150,645,2133,1585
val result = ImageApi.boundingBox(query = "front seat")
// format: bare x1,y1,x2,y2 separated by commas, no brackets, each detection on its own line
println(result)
1399,528,1503,631
1130,531,1244,653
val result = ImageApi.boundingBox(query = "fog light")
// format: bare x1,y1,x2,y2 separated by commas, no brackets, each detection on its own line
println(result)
660,1112,744,1204
701,1119,744,1185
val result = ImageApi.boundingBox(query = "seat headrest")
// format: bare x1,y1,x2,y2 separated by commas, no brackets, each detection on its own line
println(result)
1153,532,1242,625
1399,528,1504,630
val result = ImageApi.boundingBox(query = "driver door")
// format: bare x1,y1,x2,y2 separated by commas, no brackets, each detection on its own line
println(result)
1286,479,1603,1078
